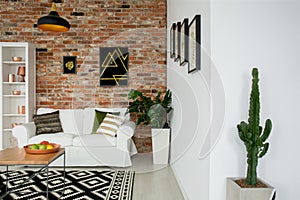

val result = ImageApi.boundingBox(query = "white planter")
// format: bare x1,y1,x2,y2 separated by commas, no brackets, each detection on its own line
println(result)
151,128,170,164
227,178,276,200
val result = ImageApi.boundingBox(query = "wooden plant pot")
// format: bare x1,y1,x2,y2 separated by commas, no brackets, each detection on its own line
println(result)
226,178,275,200
151,128,170,164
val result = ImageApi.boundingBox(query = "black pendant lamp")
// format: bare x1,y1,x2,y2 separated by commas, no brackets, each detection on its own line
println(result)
37,2,70,32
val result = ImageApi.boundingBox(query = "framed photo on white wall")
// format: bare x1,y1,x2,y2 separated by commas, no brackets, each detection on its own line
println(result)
180,18,189,66
175,22,181,62
188,15,201,73
170,23,176,59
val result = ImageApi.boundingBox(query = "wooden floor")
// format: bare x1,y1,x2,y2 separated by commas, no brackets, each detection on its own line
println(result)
129,153,184,200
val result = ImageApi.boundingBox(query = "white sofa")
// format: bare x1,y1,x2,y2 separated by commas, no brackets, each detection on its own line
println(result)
12,108,137,167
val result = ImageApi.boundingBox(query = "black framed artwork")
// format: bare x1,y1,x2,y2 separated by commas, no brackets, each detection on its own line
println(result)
188,15,201,73
174,22,181,62
170,23,176,59
63,56,77,74
180,18,189,66
99,47,129,86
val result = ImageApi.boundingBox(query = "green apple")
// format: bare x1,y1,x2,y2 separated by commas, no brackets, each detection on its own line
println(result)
38,144,47,150
29,144,38,150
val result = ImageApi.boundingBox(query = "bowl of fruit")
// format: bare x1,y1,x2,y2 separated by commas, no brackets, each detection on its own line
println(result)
24,141,60,154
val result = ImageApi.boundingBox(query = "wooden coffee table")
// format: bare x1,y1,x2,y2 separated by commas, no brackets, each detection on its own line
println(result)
0,147,65,199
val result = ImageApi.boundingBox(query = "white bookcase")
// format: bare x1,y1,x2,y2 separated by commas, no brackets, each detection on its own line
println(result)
0,42,36,149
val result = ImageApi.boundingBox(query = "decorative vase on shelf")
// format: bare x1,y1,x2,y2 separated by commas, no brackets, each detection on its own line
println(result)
17,66,25,82
18,105,25,114
8,74,15,82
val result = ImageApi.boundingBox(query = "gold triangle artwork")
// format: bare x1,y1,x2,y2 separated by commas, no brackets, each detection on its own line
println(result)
99,47,129,86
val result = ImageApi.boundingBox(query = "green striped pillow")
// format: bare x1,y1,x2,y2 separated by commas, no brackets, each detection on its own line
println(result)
92,110,121,134
91,110,108,134
95,114,125,137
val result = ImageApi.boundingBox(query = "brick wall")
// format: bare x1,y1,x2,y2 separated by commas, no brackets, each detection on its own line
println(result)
0,0,167,110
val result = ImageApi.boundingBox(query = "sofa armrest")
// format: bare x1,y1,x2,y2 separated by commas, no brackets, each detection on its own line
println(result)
118,120,136,138
12,122,36,147
117,120,136,150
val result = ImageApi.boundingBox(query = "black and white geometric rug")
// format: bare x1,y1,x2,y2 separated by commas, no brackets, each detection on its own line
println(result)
0,170,134,200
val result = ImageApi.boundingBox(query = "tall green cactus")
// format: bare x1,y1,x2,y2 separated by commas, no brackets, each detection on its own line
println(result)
237,68,272,186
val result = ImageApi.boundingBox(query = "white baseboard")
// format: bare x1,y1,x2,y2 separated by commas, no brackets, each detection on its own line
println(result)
170,163,189,200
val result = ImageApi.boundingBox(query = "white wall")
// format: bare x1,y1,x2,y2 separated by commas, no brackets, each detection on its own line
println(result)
167,0,214,199
210,0,300,199
168,0,300,199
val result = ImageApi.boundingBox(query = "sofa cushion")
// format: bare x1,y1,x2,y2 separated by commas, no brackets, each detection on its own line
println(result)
95,108,127,117
60,109,83,135
33,111,63,135
92,110,108,134
37,108,84,135
83,108,129,134
73,134,116,147
92,110,123,134
96,114,125,137
28,133,74,147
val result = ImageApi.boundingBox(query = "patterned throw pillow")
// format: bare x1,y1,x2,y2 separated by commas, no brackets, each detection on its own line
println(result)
91,110,108,133
91,110,121,134
96,114,125,137
33,110,63,135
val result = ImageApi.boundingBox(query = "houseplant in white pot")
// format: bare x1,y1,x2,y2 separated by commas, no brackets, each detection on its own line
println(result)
227,68,276,200
127,89,172,126
148,104,171,164
127,89,172,164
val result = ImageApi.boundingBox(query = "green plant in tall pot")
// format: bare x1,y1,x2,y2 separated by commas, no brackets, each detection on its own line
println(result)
128,89,173,164
227,68,275,200
148,104,167,128
237,68,272,186
127,89,172,127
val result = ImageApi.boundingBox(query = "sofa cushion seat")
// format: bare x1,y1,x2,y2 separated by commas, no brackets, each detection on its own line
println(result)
73,134,116,147
28,132,75,147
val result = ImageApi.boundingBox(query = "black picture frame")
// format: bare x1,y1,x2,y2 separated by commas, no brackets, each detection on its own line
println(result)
188,15,201,73
170,23,176,59
174,22,181,62
63,56,77,74
99,47,129,86
180,18,189,66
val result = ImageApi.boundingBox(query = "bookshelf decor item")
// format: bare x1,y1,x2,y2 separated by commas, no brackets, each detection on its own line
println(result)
17,66,25,82
8,74,15,82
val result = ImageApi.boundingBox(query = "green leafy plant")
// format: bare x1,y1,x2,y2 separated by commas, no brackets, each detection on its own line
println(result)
127,89,172,126
148,104,167,128
237,68,272,186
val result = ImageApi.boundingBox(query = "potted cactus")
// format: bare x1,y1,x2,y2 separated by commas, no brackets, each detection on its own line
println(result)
227,68,276,200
